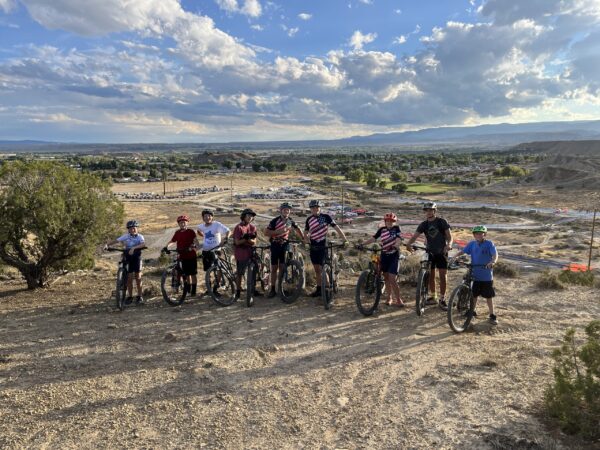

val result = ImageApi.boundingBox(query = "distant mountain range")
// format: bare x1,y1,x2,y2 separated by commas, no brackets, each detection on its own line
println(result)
2,120,600,152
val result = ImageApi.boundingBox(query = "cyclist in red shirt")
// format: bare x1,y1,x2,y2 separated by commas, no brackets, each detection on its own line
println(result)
164,215,199,297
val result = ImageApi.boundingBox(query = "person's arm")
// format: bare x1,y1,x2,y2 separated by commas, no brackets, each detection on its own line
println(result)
106,238,121,247
233,226,245,246
293,225,305,241
444,228,453,252
488,244,498,268
405,232,421,251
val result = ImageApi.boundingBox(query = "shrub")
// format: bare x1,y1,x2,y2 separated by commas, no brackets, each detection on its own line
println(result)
558,270,594,287
399,255,421,285
493,261,519,278
545,320,600,440
536,270,565,290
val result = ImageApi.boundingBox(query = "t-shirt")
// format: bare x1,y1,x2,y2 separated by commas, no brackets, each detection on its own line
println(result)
373,225,402,253
305,214,335,244
117,233,145,250
233,222,257,262
267,216,299,243
462,239,497,282
416,217,451,255
197,221,230,251
170,228,197,260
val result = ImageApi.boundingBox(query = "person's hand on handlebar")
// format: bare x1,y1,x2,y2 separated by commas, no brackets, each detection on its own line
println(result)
343,240,349,249
405,243,414,253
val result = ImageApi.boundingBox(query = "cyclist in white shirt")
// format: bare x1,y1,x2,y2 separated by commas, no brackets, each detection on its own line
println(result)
197,209,231,275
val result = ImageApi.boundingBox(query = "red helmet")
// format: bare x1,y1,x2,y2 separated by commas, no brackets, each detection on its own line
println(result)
383,213,397,222
177,215,190,223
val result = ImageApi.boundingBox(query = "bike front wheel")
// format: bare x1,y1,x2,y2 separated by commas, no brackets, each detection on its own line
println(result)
355,270,381,316
205,265,237,306
447,284,474,333
322,263,334,310
161,266,186,306
279,260,305,304
415,268,429,316
115,267,127,311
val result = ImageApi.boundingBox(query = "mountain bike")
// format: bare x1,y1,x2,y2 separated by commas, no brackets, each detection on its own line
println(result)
204,242,237,306
355,245,384,316
106,246,147,311
278,240,306,304
160,248,193,306
246,245,271,307
317,241,345,310
412,244,435,317
447,259,487,333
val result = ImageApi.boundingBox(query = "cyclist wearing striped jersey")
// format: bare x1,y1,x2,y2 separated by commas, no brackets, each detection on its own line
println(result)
361,213,404,306
304,200,348,298
264,202,304,298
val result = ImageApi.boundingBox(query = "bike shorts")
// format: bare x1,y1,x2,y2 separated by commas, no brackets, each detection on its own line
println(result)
236,259,252,276
125,253,142,274
202,250,220,271
309,244,326,266
180,258,198,276
270,242,287,266
380,251,399,275
471,280,495,298
429,253,448,270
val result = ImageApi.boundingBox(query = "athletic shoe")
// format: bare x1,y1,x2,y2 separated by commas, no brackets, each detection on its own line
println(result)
438,298,448,311
235,291,241,300
425,296,438,305
488,314,498,325
125,296,133,305
135,296,144,305
309,289,322,297
267,288,277,298
463,310,477,318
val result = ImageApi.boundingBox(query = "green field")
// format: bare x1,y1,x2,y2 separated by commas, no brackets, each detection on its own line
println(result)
322,176,454,194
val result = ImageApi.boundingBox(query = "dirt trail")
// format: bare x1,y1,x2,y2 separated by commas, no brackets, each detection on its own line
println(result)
0,269,598,449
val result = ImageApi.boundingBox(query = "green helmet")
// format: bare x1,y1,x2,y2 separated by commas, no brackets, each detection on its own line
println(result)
472,225,487,233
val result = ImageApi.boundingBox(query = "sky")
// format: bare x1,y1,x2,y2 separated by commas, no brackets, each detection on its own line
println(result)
0,0,599,143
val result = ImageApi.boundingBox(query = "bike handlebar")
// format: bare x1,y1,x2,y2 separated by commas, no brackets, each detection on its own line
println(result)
106,246,147,252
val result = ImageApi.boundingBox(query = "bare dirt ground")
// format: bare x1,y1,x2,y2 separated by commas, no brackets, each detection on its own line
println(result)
1,265,599,449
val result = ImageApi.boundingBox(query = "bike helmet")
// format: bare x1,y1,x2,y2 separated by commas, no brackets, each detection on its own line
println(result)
383,213,397,222
309,200,323,208
240,208,256,219
472,225,488,233
422,202,437,210
126,219,140,228
177,215,189,223
280,202,293,210
201,209,214,217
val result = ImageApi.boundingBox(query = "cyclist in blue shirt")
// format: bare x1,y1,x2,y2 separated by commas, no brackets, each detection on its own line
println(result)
106,220,146,305
453,225,498,325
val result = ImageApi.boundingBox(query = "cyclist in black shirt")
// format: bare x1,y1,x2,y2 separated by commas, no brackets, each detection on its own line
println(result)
405,202,453,310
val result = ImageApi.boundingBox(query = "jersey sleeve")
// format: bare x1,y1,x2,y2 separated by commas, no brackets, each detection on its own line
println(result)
267,217,278,231
416,222,425,234
462,241,474,255
439,218,451,231
219,222,230,234
305,217,310,231
373,227,383,239
233,225,244,240
489,241,497,256
116,234,128,242
326,214,336,226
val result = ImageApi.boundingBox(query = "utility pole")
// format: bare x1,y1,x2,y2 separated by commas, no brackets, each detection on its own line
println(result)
588,209,597,271
230,174,233,209
341,183,345,228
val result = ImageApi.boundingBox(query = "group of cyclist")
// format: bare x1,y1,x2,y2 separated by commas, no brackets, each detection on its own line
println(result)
108,200,499,325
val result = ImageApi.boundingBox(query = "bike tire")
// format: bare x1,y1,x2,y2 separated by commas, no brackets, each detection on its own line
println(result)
260,254,271,293
246,262,256,307
322,263,334,310
115,267,127,311
448,284,474,333
415,268,429,316
279,259,305,304
160,266,186,306
355,270,381,316
205,265,237,306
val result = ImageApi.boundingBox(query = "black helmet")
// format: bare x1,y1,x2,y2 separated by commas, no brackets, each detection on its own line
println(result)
280,202,292,210
422,202,437,210
201,209,214,217
126,219,140,228
309,200,323,208
240,208,256,219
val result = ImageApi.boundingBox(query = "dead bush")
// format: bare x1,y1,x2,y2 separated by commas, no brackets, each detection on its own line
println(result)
493,261,519,278
536,270,565,290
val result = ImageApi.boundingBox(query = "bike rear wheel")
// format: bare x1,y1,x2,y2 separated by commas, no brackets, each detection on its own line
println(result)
448,284,474,333
415,268,429,316
205,265,237,306
355,270,381,316
115,267,127,311
322,263,334,310
279,260,304,304
161,266,186,306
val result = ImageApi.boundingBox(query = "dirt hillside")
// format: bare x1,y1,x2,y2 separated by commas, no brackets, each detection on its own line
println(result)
1,266,598,449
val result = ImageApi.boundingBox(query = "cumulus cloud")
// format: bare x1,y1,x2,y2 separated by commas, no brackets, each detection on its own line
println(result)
393,35,406,45
298,13,312,20
349,30,377,50
215,0,262,17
